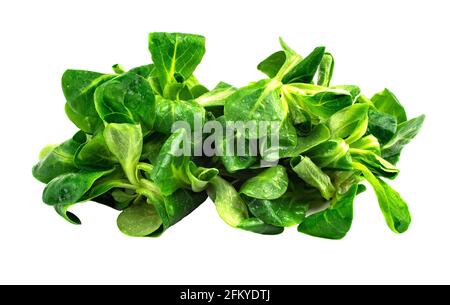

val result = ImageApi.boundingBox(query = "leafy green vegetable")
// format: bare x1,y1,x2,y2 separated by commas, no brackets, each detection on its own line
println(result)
94,72,156,134
318,52,334,87
353,162,411,234
372,88,407,124
104,123,143,185
298,184,358,240
117,197,163,237
33,32,425,239
367,110,397,145
240,165,288,200
33,131,86,183
291,156,335,200
243,191,308,227
381,115,425,164
62,70,115,134
43,169,113,206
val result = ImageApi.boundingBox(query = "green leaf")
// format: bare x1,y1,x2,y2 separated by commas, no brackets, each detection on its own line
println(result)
298,184,359,240
350,149,399,179
283,84,353,119
215,117,258,173
332,85,361,101
224,79,286,139
240,166,288,200
281,47,326,84
141,133,168,165
74,130,117,169
163,189,208,227
243,193,308,227
43,169,113,206
368,110,397,145
104,123,143,185
186,162,219,192
351,135,381,154
151,129,191,195
381,115,425,164
207,176,249,228
196,82,237,108
237,218,284,235
257,50,286,78
94,72,156,134
353,162,411,234
55,204,81,225
317,52,334,87
32,131,86,183
151,129,217,195
62,70,115,134
372,89,407,124
148,32,206,90
117,198,163,237
154,96,205,134
327,103,369,144
291,156,335,200
284,124,331,157
305,139,353,170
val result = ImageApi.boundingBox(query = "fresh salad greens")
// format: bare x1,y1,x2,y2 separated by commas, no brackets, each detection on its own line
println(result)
33,32,425,239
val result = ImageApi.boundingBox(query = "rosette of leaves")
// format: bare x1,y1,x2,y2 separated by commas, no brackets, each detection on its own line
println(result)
33,32,424,239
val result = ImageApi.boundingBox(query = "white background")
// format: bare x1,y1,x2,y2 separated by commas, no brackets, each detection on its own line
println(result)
0,0,449,284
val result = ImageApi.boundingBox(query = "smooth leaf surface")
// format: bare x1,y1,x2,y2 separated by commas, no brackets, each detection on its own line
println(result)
382,115,425,164
117,198,163,237
240,166,288,200
33,132,86,183
353,162,411,234
43,169,113,206
94,72,156,134
62,70,115,134
148,32,206,90
372,88,407,124
244,193,308,227
298,184,358,240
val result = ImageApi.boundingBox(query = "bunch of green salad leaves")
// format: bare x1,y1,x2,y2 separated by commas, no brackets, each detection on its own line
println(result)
32,32,424,239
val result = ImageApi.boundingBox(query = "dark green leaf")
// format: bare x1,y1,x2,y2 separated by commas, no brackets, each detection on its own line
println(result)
243,193,308,227
94,72,156,134
284,124,331,157
224,79,286,139
62,70,115,134
353,162,411,233
257,50,286,78
281,47,325,84
154,96,205,134
368,110,397,145
148,32,206,89
298,184,359,240
32,131,86,183
43,169,113,206
237,218,284,235
240,165,288,200
382,115,425,164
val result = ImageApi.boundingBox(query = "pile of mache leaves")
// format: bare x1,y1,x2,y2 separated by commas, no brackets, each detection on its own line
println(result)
33,32,425,239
